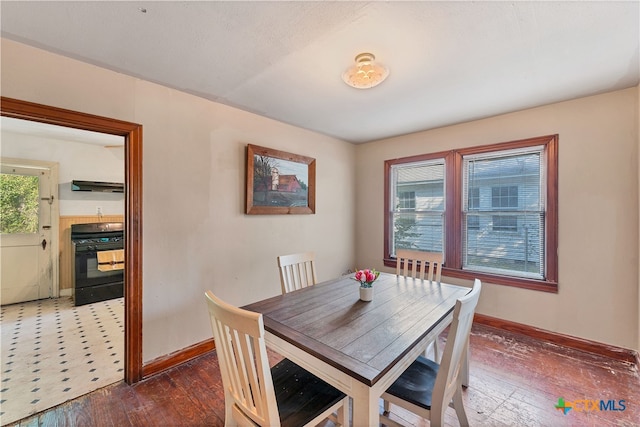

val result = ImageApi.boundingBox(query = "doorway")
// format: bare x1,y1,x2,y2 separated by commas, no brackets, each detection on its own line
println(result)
0,97,143,384
1,159,58,305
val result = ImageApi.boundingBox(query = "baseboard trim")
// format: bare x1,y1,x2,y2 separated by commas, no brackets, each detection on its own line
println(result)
140,315,639,378
474,314,638,366
142,338,215,379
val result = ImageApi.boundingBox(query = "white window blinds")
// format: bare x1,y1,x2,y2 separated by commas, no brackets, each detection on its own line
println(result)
390,159,445,257
462,146,545,279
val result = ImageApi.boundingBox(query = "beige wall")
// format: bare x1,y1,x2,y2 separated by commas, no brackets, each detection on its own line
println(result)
1,39,357,361
356,87,640,351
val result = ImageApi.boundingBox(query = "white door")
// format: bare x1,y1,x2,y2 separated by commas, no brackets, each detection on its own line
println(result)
1,163,54,305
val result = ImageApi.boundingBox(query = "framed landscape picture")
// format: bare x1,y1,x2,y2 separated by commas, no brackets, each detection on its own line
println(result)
246,144,316,215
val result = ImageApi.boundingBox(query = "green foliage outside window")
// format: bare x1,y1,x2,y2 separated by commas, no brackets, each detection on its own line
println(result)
0,173,39,234
393,211,420,251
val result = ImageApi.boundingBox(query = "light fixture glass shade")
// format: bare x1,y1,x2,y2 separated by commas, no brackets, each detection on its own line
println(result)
342,53,389,89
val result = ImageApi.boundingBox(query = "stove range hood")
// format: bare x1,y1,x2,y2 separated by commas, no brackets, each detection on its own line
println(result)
71,180,124,193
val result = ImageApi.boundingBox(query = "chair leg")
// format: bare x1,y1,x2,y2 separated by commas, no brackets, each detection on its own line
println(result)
430,391,448,427
452,387,469,427
423,339,441,362
423,342,431,359
429,409,445,427
461,340,470,387
230,404,249,426
383,399,391,413
328,397,350,426
337,397,349,426
225,400,237,427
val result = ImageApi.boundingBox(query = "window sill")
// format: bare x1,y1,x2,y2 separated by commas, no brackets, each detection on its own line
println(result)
383,258,558,293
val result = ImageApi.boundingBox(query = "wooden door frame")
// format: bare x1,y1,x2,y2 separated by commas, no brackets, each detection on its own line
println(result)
1,97,143,384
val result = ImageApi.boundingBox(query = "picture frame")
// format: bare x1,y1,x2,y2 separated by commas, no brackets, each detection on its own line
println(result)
246,144,316,215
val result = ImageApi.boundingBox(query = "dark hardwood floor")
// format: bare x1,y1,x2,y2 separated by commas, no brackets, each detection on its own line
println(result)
9,324,639,426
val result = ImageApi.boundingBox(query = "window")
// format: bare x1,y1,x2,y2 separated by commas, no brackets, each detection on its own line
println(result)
467,215,480,230
389,158,445,254
0,173,39,234
492,215,518,232
463,147,544,278
492,186,518,209
384,135,558,292
398,191,416,210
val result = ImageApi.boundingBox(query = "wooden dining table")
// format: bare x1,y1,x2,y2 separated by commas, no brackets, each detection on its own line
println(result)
242,271,470,426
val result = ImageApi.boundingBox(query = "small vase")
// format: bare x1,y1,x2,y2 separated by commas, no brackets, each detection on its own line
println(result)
359,286,373,302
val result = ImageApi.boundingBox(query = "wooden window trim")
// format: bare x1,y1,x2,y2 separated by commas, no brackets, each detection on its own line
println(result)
384,135,558,293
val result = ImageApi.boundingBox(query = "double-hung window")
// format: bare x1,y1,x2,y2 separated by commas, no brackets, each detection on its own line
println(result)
389,157,446,255
384,135,558,292
462,146,545,279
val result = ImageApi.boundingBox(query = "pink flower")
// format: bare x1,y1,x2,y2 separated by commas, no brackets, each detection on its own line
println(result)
353,268,380,287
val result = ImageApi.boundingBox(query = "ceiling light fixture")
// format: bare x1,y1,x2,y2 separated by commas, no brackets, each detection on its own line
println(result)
342,53,389,89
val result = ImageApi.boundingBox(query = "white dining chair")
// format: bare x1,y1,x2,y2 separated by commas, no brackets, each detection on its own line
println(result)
396,249,445,361
204,290,348,427
277,251,317,294
380,279,481,427
396,249,443,282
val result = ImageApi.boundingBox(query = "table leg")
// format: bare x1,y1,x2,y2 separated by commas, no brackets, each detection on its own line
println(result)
350,382,379,427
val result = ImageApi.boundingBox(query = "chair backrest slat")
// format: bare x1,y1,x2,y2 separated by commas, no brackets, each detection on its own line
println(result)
277,252,317,293
395,249,443,282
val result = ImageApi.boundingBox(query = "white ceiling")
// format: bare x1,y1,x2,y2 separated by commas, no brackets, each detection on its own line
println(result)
1,1,639,144
1,116,124,146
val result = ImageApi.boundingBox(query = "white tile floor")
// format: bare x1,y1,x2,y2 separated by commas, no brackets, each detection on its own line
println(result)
0,296,124,426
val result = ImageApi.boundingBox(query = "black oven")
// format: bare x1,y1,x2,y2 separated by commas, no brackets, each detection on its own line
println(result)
71,222,124,306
